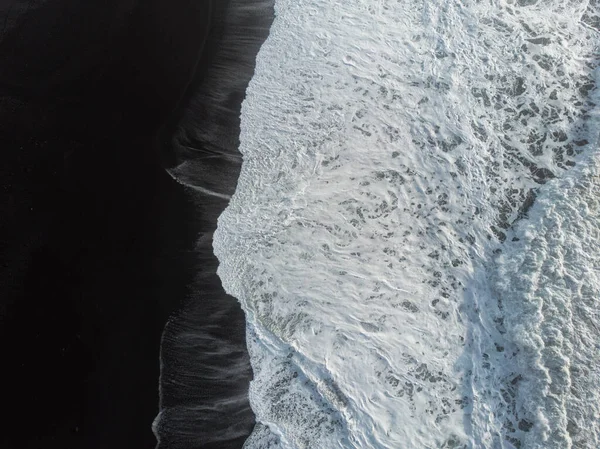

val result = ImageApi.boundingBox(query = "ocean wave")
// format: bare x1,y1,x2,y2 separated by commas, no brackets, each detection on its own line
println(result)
214,0,600,447
486,154,600,449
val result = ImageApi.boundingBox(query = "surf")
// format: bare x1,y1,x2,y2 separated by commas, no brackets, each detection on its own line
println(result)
214,0,600,447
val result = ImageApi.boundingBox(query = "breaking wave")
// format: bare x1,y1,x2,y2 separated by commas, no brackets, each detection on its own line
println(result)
214,0,600,447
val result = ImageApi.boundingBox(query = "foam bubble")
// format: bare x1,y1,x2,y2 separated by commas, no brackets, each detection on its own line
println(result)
214,0,600,447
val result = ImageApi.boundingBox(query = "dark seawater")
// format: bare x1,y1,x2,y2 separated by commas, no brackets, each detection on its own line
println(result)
155,1,275,448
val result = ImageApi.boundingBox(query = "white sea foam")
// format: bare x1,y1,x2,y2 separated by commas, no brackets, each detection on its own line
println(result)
213,0,600,447
487,152,600,449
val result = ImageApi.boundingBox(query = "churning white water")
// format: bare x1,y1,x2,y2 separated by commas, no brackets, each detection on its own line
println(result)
213,0,600,447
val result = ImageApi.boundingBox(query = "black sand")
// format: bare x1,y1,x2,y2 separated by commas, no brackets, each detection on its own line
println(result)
0,1,271,447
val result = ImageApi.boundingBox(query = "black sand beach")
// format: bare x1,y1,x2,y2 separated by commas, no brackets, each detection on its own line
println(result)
0,1,272,448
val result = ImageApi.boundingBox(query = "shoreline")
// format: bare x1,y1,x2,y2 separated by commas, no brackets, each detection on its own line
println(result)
0,0,275,447
155,1,275,447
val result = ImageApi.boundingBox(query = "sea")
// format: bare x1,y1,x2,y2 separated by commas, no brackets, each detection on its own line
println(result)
212,0,600,448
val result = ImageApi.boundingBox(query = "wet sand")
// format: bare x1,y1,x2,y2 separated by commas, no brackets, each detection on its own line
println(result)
155,1,274,448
